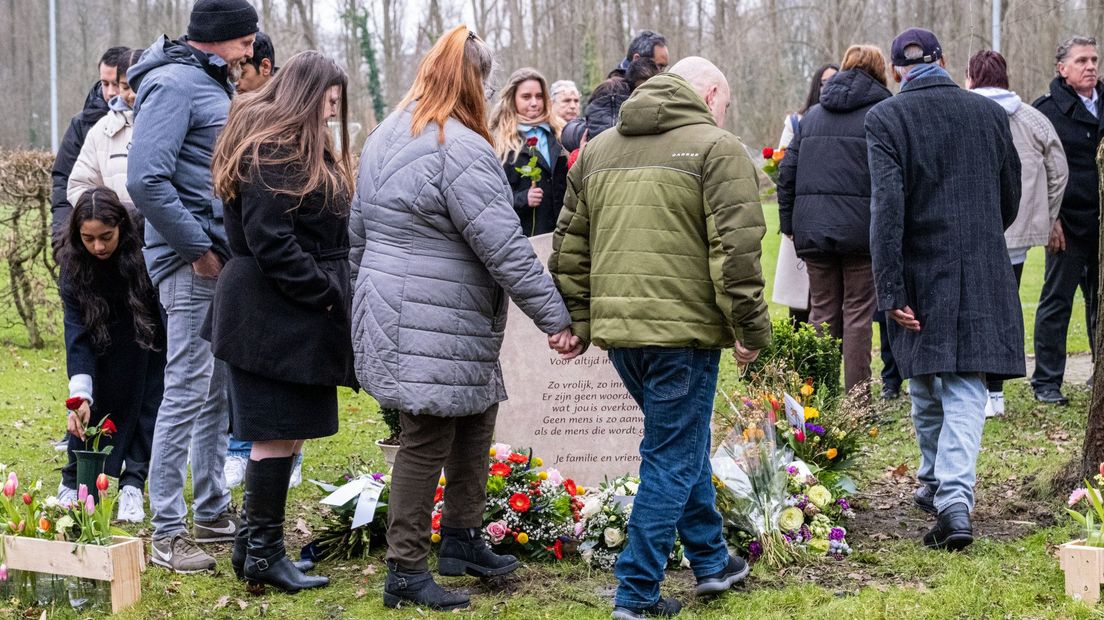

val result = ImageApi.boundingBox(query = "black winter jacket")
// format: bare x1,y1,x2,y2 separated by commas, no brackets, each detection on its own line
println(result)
778,69,892,259
208,157,356,387
503,133,568,237
1033,77,1104,243
51,83,110,241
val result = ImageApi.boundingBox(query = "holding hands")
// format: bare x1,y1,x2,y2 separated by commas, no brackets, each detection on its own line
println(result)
548,328,583,360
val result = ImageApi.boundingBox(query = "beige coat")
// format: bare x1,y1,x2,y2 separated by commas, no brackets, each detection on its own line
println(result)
67,108,134,209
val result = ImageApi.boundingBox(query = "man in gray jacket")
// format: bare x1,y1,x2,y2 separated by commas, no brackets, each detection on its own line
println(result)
126,0,257,573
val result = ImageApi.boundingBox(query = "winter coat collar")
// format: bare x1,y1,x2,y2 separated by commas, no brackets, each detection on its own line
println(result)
78,82,110,123
899,73,960,94
1045,76,1104,126
127,35,234,96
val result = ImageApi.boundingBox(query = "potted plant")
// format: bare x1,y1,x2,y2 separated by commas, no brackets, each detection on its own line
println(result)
376,408,402,468
66,398,116,502
1060,464,1104,604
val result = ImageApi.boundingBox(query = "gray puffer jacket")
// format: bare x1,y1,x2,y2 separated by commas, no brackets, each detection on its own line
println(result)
350,106,571,417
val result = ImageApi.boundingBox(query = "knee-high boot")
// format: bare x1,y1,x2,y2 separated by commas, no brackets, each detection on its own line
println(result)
232,506,315,580
243,456,328,593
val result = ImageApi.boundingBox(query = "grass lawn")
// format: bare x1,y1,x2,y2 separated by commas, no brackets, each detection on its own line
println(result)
0,201,1096,618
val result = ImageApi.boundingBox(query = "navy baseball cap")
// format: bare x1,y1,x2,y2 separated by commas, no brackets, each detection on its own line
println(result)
891,28,943,66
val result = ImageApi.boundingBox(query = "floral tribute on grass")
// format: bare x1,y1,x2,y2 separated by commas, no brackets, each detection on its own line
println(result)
1066,463,1104,546
576,475,684,571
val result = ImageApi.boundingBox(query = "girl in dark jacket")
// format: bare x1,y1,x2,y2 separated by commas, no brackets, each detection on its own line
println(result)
59,187,165,523
777,45,893,394
209,51,356,594
490,68,567,236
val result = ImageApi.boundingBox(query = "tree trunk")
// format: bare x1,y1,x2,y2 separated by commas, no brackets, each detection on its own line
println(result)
1081,144,1104,480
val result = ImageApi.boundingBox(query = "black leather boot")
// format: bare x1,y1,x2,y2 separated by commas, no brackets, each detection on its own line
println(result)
232,506,315,579
923,503,973,551
383,562,470,610
243,456,329,593
437,526,519,577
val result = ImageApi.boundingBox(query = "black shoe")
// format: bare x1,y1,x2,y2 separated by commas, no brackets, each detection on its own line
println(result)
242,456,329,594
383,564,470,610
232,505,315,580
1034,388,1069,406
437,526,520,578
611,598,682,619
913,486,937,517
694,554,749,596
881,385,901,401
922,503,973,551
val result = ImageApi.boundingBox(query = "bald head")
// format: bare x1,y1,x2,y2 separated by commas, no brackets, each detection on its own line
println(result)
669,56,731,127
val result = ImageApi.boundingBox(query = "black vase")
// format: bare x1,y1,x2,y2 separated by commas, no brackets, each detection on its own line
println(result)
73,450,107,501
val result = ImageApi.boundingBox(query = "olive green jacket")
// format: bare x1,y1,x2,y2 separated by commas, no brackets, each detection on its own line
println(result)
549,73,771,352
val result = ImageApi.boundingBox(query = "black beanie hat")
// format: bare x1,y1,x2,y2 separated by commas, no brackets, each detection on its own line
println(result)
187,0,259,43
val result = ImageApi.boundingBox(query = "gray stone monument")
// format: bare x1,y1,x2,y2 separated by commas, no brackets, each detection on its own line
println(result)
495,234,643,487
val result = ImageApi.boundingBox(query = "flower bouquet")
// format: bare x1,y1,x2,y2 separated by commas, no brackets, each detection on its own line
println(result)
306,465,390,562
1067,465,1104,546
577,475,684,571
778,462,854,560
761,147,785,186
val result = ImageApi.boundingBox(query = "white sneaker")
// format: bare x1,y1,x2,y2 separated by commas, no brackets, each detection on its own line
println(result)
288,453,303,489
985,391,1005,418
223,454,248,489
57,483,77,505
116,485,145,523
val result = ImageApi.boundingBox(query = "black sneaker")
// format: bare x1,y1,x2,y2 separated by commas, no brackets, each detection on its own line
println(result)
611,597,682,619
694,554,749,596
913,486,937,516
922,503,973,551
881,385,901,401
1033,388,1069,406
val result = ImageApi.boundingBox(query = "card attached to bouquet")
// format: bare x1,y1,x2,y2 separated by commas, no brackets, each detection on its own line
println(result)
352,478,386,529
783,393,804,428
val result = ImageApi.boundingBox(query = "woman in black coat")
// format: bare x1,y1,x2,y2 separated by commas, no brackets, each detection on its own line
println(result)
490,68,568,236
59,187,164,522
209,51,355,595
777,45,892,394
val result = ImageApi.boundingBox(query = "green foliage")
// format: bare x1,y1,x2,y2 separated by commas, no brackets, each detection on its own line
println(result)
345,8,387,122
379,407,401,440
748,318,842,403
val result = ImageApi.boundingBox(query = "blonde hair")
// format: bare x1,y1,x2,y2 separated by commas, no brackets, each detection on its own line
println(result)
841,44,888,87
489,68,564,164
399,25,494,144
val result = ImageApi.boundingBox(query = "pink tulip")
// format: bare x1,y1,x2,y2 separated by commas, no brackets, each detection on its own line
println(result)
84,495,95,515
16,520,24,533
0,563,7,581
77,484,88,502
1,480,14,498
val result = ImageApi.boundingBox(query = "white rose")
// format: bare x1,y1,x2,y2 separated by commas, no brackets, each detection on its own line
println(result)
44,497,60,509
603,527,625,548
624,480,639,495
581,496,603,518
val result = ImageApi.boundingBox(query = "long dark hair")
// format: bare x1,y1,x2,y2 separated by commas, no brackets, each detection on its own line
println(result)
60,188,160,352
799,63,840,114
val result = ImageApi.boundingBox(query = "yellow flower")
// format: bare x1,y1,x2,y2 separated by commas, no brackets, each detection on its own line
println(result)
804,407,820,420
800,384,814,397
533,457,543,467
516,532,529,544
539,472,549,480
431,533,441,543
869,427,879,438
488,447,496,457
439,476,447,486
826,448,838,460
577,486,586,495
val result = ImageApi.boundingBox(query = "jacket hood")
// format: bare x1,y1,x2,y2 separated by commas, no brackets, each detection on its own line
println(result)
819,69,892,113
972,87,1021,114
78,82,110,122
127,36,231,94
618,73,715,136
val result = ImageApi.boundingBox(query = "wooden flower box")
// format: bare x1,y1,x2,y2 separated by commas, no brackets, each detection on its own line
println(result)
1,535,144,613
1059,540,1104,604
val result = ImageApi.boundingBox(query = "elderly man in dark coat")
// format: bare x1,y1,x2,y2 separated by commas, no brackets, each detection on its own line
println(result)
867,28,1024,551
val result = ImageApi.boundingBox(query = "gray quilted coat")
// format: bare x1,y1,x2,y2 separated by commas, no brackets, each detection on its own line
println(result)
349,106,572,417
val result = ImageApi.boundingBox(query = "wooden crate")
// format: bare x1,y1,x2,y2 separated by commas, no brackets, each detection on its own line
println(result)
1059,540,1104,604
1,535,144,613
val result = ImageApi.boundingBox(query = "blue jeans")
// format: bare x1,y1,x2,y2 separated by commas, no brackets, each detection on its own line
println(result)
149,267,231,538
608,347,727,609
910,372,986,513
227,436,252,457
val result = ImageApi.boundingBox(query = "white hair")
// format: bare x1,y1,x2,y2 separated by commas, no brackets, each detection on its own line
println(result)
894,44,928,78
550,80,579,102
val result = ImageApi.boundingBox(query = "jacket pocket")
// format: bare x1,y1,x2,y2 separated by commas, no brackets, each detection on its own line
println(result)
491,285,507,332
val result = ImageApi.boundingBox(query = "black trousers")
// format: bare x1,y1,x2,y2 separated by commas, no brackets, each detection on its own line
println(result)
874,310,901,390
1032,235,1099,392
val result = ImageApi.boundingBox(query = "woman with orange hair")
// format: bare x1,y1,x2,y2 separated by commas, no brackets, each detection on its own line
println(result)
348,26,578,610
489,68,568,236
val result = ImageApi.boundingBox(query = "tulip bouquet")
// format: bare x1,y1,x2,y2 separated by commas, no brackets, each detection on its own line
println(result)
761,146,785,186
0,469,46,539
576,475,685,571
443,444,583,560
1066,463,1104,546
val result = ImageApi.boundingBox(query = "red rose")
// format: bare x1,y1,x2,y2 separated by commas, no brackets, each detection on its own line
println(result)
508,492,531,513
431,511,441,532
65,397,83,411
563,479,577,496
102,419,117,436
508,452,529,465
762,147,774,159
525,136,539,147
434,486,444,503
489,462,512,477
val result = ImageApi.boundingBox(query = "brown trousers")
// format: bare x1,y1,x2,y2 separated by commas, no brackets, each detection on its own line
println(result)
805,255,877,393
385,405,498,571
